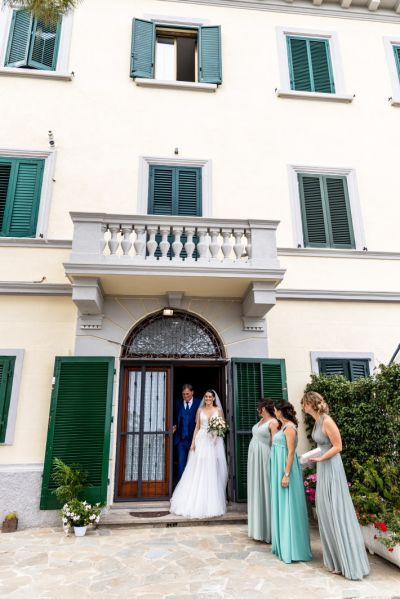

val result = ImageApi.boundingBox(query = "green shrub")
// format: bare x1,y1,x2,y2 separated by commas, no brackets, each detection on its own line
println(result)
51,458,88,504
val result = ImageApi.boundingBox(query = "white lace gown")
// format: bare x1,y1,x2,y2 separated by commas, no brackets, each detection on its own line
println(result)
170,409,228,518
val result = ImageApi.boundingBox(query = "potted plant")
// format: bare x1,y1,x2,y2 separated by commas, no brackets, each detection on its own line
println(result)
303,471,317,520
61,498,102,537
1,512,18,533
351,457,400,568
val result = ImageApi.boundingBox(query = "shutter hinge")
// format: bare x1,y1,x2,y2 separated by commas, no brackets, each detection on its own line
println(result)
114,369,116,375
107,478,110,485
111,416,114,423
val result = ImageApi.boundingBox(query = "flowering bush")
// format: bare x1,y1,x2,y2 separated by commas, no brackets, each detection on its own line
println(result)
372,511,400,550
303,472,317,506
207,415,229,438
61,498,102,529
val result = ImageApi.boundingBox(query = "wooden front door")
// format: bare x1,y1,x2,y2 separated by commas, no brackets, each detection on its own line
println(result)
118,366,171,499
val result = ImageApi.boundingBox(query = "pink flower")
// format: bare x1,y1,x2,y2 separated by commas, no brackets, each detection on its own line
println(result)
388,548,394,553
374,522,388,533
304,481,309,487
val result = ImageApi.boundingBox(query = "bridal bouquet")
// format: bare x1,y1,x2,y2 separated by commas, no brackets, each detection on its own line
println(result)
208,415,229,438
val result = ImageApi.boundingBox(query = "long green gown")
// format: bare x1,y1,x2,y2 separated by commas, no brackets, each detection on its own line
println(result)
247,419,275,542
270,424,312,563
312,416,369,580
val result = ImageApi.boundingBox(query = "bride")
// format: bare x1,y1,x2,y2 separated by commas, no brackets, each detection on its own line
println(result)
170,389,228,518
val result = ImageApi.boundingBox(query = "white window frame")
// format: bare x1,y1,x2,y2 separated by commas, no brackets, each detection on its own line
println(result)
288,164,366,251
275,26,353,103
383,37,400,107
0,148,56,239
0,6,73,80
310,351,374,376
138,156,212,217
0,349,24,446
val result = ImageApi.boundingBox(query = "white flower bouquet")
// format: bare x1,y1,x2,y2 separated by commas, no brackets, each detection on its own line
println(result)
61,498,102,529
207,415,229,438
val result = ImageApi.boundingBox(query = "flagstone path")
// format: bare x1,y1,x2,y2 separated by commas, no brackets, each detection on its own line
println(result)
0,524,399,598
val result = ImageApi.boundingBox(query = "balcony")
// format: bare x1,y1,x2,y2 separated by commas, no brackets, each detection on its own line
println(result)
64,213,285,329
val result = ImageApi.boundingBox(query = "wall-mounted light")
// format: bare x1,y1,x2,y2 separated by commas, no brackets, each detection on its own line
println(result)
163,308,174,316
48,130,55,148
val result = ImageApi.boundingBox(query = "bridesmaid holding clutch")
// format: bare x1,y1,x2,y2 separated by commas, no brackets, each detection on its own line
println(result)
302,391,369,580
247,398,279,543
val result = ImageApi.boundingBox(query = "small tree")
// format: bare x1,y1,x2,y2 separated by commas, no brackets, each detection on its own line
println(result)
3,0,81,23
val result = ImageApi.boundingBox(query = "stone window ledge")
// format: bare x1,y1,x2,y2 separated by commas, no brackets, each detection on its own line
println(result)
390,96,400,106
0,67,74,81
135,78,217,92
276,89,354,103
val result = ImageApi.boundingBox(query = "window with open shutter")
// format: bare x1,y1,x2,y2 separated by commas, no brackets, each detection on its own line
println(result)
393,45,400,79
199,26,222,84
232,359,287,501
5,10,61,71
319,358,370,381
40,357,114,509
0,157,44,238
298,173,355,249
0,357,16,443
287,36,335,94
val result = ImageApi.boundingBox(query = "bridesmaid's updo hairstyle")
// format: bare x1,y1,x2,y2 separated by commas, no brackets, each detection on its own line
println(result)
275,401,298,427
204,389,217,406
257,397,275,418
301,391,329,415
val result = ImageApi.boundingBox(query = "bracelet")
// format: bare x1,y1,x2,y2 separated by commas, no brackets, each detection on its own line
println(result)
284,472,290,477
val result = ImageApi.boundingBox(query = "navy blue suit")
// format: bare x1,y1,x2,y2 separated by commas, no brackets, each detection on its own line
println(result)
174,397,201,479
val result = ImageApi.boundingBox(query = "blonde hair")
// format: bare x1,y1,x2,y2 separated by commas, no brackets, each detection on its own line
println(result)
301,391,329,415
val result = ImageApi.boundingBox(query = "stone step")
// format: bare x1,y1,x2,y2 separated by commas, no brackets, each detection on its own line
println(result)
101,505,247,529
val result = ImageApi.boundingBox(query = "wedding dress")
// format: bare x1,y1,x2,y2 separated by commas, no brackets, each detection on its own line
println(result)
170,409,228,518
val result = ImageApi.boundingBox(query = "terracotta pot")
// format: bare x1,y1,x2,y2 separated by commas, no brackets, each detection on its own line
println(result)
1,517,18,533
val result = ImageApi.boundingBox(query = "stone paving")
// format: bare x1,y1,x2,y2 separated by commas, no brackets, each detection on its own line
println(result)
0,524,399,599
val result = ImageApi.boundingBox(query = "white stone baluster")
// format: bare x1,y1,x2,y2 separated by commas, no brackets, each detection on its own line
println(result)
171,227,183,261
221,228,232,261
233,229,245,261
108,224,120,256
146,226,158,260
121,225,132,256
134,225,146,259
209,227,220,261
196,227,209,261
159,226,170,260
245,230,252,261
184,227,195,261
100,224,107,255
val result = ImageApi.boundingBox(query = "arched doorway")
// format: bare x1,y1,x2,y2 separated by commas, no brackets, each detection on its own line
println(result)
116,310,227,501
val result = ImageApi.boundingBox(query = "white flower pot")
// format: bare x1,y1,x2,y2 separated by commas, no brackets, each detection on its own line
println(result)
73,526,87,537
361,524,400,568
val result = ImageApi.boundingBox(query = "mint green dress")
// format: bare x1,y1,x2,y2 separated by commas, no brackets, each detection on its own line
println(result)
247,419,276,542
312,416,369,580
270,424,312,563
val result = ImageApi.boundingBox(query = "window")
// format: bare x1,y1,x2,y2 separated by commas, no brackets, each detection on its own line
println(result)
318,358,370,381
394,45,400,78
5,10,61,71
287,36,334,93
148,165,202,216
298,173,355,249
131,18,222,85
0,157,44,237
0,356,15,443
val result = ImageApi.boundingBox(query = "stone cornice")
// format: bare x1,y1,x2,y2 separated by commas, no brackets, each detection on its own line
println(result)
0,238,72,249
278,248,400,260
166,0,400,22
0,283,72,295
276,289,400,301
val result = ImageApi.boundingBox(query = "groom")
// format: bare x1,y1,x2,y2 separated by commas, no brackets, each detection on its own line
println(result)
173,384,201,480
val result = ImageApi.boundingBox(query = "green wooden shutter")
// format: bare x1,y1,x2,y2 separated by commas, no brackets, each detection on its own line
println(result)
394,46,400,78
198,26,222,84
149,166,174,215
40,357,114,509
5,9,33,68
28,17,61,70
299,174,329,247
324,177,354,249
0,163,12,233
232,358,287,501
319,358,370,381
131,18,155,78
177,168,202,216
287,36,334,93
288,37,312,91
149,166,201,216
5,159,44,238
0,357,16,443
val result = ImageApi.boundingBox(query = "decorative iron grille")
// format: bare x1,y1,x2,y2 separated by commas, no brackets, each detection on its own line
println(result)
122,310,224,359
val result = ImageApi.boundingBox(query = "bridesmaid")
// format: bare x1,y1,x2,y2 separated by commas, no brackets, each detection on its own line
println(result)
302,391,370,580
247,398,279,543
270,401,312,563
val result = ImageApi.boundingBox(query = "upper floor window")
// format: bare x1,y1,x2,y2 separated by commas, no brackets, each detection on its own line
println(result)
393,45,400,79
298,173,355,249
318,358,370,381
148,165,202,216
0,157,44,237
287,36,334,94
131,18,222,85
5,10,61,71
